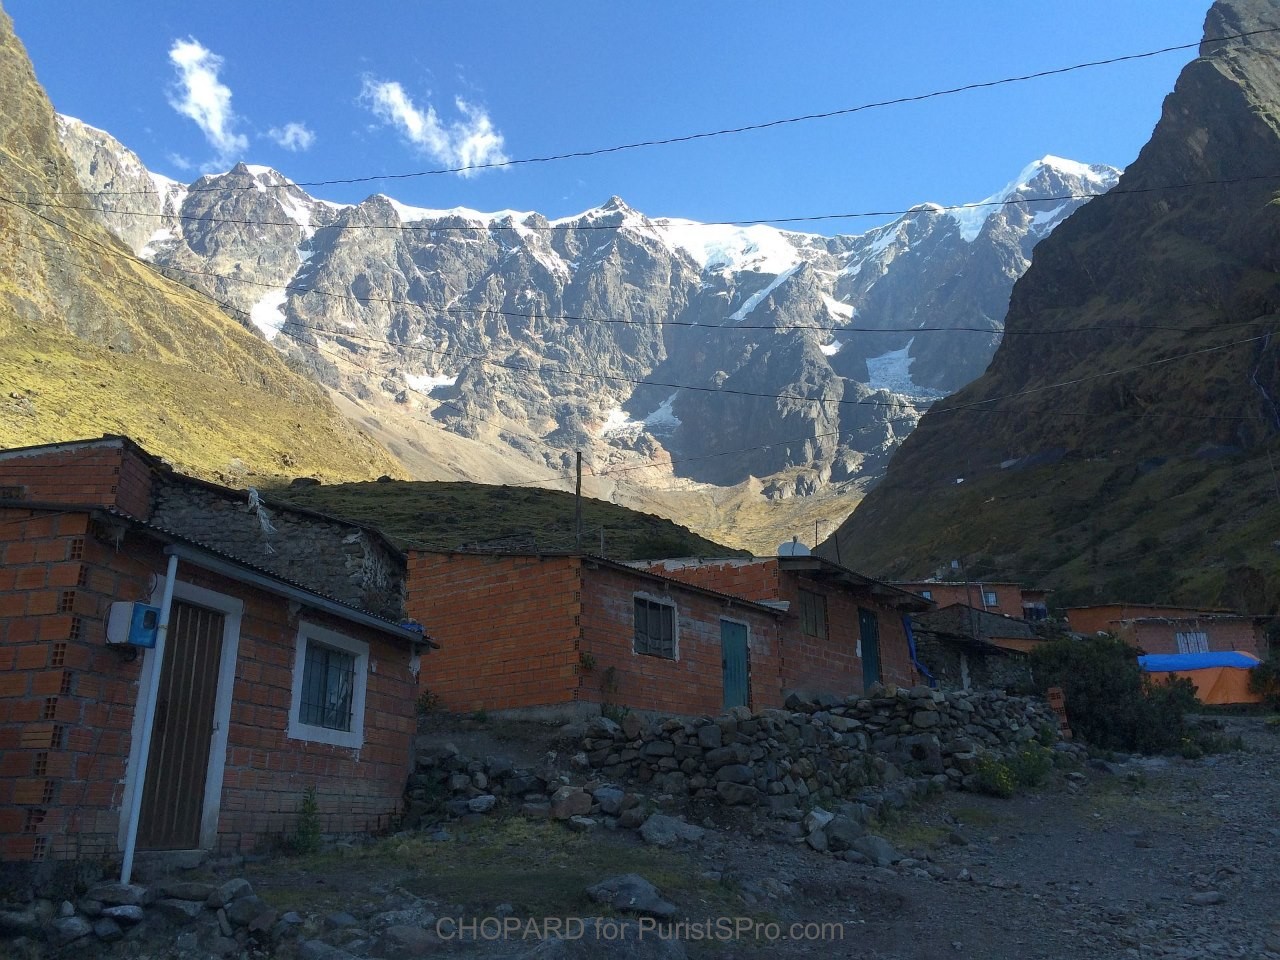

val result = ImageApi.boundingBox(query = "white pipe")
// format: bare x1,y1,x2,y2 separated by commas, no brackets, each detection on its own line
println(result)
119,554,179,885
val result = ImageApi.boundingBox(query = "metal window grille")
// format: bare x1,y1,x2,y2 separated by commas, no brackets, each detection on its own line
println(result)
1175,631,1209,654
634,598,675,659
799,590,828,639
983,591,998,607
299,641,355,732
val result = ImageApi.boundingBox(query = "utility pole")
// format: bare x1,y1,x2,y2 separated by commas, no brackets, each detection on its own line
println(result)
574,451,583,552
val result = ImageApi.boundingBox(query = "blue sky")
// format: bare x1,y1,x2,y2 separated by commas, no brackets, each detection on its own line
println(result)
8,1,1212,233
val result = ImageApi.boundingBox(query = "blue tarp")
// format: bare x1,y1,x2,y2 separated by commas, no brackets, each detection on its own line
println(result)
1139,652,1259,672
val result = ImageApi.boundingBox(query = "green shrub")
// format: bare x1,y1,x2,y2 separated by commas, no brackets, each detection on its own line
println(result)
415,688,441,716
1029,635,1198,754
1008,745,1053,787
289,786,322,855
974,756,1015,798
1249,658,1280,710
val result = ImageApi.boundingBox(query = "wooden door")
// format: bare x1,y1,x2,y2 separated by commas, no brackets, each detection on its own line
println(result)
858,607,882,688
720,620,749,710
137,600,224,850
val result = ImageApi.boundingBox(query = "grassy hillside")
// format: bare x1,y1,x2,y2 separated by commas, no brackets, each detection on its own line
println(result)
269,479,747,561
0,3,402,483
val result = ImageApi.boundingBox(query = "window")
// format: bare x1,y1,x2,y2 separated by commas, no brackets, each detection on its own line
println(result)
634,597,676,659
1175,631,1209,655
799,589,828,638
288,623,368,748
983,591,998,608
920,590,933,600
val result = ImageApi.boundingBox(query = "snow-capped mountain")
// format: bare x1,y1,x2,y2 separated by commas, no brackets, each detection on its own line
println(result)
55,115,1118,497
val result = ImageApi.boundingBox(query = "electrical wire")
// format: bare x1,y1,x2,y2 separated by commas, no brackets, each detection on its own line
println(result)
19,26,1279,199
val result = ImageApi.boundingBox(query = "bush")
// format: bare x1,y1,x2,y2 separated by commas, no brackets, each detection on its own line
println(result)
1030,634,1198,754
1008,745,1054,787
974,756,1015,798
1249,658,1280,710
289,786,322,855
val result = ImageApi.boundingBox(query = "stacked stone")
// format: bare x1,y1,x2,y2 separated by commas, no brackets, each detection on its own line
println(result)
581,685,1080,812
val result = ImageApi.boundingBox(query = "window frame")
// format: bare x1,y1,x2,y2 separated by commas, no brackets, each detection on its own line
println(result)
799,588,828,639
983,591,999,608
287,622,369,749
1175,630,1209,655
633,594,678,660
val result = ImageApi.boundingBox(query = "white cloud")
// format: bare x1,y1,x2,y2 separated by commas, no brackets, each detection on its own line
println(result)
267,121,316,152
166,37,247,170
360,77,507,176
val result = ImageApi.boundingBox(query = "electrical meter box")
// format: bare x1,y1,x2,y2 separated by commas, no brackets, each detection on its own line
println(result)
106,602,161,648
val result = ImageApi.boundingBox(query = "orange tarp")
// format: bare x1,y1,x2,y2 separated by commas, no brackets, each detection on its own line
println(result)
1147,653,1263,705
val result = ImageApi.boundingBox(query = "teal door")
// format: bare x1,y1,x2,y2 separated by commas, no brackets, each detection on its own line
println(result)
858,607,882,688
720,620,749,709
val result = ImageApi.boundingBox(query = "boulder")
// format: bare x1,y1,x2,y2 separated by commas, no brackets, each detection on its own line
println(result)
639,814,705,847
851,834,901,867
550,787,592,820
586,875,677,918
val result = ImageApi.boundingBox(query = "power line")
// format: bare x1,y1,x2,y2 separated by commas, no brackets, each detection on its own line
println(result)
21,26,1279,199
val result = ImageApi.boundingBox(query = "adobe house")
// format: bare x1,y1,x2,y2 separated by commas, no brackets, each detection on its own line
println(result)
910,604,1039,692
1066,604,1270,658
405,550,785,717
894,580,1050,621
0,437,433,872
639,556,932,697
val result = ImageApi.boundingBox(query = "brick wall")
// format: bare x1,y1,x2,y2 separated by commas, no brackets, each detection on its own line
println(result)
0,439,150,518
1,509,415,861
1126,620,1264,657
150,476,406,620
1065,605,1230,637
578,566,783,716
644,559,917,696
404,552,583,713
898,582,1025,618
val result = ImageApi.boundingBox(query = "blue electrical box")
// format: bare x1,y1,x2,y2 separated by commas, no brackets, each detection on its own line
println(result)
107,602,161,648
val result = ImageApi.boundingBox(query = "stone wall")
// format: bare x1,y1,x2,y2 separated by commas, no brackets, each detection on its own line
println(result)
150,476,405,619
580,685,1075,813
913,635,1034,693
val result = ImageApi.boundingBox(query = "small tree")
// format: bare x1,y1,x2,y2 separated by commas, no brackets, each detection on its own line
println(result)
1030,634,1197,753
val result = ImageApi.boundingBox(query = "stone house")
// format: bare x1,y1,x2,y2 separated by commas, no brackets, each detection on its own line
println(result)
404,550,785,717
638,556,932,698
1066,604,1270,658
909,604,1039,692
0,436,433,871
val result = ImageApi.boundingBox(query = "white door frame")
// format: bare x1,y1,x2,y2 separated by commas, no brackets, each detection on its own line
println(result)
119,579,243,852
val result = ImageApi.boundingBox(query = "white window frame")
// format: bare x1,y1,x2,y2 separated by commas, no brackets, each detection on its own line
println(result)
633,592,679,660
288,622,369,749
983,591,998,608
1175,630,1209,655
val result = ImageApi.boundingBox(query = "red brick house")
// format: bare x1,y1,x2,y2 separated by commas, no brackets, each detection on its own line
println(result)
640,556,932,697
405,551,785,717
0,437,433,868
894,580,1050,621
1066,604,1270,658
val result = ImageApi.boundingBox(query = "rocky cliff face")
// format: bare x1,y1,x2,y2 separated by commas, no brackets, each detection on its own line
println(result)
0,3,399,482
828,0,1280,609
55,116,1116,500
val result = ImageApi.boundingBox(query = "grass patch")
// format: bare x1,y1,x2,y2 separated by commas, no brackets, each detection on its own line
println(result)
872,817,949,853
950,805,1006,829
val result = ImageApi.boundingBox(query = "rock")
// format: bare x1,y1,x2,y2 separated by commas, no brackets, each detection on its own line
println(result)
521,802,552,818
49,915,93,946
639,814,705,847
587,716,623,740
586,875,678,918
325,911,359,929
947,830,970,846
85,882,152,907
1187,891,1225,906
825,816,867,852
248,907,279,935
851,834,901,867
0,909,41,938
378,924,440,958
567,816,597,832
209,877,253,908
803,807,835,833
714,781,760,806
162,881,216,901
714,764,754,784
806,828,829,852
225,894,269,927
155,897,206,923
618,807,647,830
696,724,723,749
101,904,145,924
912,711,941,729
92,917,124,942
620,714,645,740
593,786,626,815
468,794,498,813
550,786,593,820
